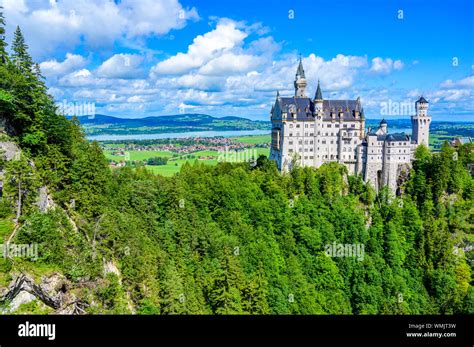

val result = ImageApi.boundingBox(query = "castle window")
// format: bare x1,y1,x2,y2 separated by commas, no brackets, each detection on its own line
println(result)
343,124,348,128
296,124,300,128
289,149,293,153
305,124,308,128
310,133,313,136
310,156,314,159
328,124,332,128
351,124,355,128
289,141,293,145
310,124,314,128
348,155,351,159
322,140,326,144
289,124,293,128
310,140,314,144
336,124,340,127
330,141,334,144
289,133,293,136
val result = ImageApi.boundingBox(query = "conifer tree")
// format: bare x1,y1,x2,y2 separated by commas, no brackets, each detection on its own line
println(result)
0,6,7,64
11,26,34,74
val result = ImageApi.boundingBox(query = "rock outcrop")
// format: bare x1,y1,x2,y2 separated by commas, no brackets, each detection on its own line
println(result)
0,272,88,314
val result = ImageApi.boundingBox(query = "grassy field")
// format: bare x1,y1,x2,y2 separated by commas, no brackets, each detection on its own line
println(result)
231,134,270,144
105,150,174,162
146,158,219,176
104,134,271,177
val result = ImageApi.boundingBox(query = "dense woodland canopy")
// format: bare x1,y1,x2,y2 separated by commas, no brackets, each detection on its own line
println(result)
0,10,473,314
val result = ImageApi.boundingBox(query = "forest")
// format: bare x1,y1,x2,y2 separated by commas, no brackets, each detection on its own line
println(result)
0,9,473,315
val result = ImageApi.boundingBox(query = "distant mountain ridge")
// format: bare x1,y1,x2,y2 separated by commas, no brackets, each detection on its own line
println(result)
70,113,269,126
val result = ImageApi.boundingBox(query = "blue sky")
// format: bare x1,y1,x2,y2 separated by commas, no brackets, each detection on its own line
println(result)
1,0,473,121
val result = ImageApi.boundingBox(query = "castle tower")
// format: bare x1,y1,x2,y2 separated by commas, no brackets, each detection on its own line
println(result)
314,80,323,112
294,58,307,97
411,96,432,146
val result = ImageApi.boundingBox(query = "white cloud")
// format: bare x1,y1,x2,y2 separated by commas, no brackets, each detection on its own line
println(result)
441,76,474,89
370,57,404,74
120,0,199,38
39,53,87,77
429,89,470,102
198,53,263,76
2,0,199,58
248,36,281,56
393,60,404,70
59,69,100,87
96,54,144,79
150,20,248,75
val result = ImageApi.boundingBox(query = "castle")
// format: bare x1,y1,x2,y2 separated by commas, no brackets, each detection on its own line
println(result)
269,59,432,193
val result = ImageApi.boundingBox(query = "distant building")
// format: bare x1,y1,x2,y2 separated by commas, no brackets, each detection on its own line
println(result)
269,59,432,192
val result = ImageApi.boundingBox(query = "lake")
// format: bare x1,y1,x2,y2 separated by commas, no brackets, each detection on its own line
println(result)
88,127,412,142
87,129,271,141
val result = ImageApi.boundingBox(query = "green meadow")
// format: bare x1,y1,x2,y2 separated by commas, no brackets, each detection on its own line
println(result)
104,135,271,177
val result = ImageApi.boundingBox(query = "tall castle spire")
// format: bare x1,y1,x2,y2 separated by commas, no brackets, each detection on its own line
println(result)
296,57,305,79
314,80,323,112
294,57,307,97
315,80,323,100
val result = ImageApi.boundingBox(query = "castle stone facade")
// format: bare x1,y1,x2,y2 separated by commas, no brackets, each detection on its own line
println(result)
269,59,432,192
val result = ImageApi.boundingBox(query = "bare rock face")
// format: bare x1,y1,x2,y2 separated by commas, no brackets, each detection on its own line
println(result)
0,272,88,314
8,290,36,312
0,141,20,161
37,186,56,213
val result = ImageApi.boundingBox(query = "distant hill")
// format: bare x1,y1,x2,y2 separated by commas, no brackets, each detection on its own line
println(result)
70,113,271,136
71,113,268,127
